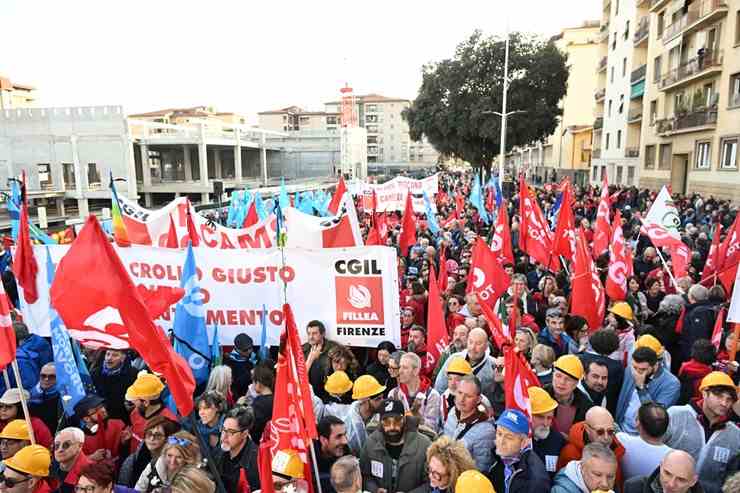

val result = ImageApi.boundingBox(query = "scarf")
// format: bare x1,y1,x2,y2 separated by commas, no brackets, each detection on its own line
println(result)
101,361,124,377
399,375,431,401
228,349,249,363
29,382,59,405
197,415,225,450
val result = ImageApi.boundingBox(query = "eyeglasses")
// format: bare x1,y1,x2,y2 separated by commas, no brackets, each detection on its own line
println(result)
53,440,75,451
588,425,615,437
39,373,56,380
0,473,31,488
145,431,165,440
220,428,244,437
74,486,97,493
428,467,449,481
167,436,192,447
0,439,21,448
494,365,505,371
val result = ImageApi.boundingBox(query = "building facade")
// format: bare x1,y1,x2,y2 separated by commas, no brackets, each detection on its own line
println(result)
258,106,341,133
0,76,36,110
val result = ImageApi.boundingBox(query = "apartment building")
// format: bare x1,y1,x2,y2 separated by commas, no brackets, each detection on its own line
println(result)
637,0,740,200
257,106,341,133
591,0,647,187
130,106,249,129
0,76,36,110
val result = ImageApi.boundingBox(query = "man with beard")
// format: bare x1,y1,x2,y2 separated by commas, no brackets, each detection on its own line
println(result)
313,415,349,493
578,360,609,410
529,386,566,478
124,372,177,453
406,326,431,379
215,406,260,493
360,399,431,493
387,352,441,433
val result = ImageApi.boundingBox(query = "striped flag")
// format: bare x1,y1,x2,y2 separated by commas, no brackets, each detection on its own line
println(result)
109,172,131,247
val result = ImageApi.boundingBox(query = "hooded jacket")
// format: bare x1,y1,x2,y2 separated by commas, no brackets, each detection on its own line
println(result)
678,359,713,405
387,376,442,433
551,460,591,493
615,364,680,433
663,402,740,493
360,417,431,493
0,334,53,395
623,465,706,493
442,408,496,472
680,301,717,362
557,421,626,488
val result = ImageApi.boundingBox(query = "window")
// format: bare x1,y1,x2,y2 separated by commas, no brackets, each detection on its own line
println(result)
619,95,624,114
62,163,76,188
623,58,627,76
653,56,662,83
37,163,52,188
730,73,740,108
645,145,656,168
617,130,622,148
608,100,613,116
624,20,630,40
87,163,101,185
600,166,607,181
736,10,740,45
659,143,672,169
720,138,738,169
612,34,617,50
592,166,598,180
611,66,615,83
650,100,658,124
627,166,635,185
695,141,711,169
606,133,610,149
657,12,665,37
615,0,620,15
616,166,623,183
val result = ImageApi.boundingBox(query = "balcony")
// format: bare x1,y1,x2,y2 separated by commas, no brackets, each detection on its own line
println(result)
650,0,671,12
628,109,643,123
595,88,606,102
634,17,649,45
625,147,640,157
598,56,608,72
656,109,718,135
594,117,604,129
663,0,728,43
659,49,723,91
631,64,647,83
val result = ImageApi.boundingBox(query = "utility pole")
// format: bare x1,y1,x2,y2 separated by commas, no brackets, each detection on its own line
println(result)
499,27,509,182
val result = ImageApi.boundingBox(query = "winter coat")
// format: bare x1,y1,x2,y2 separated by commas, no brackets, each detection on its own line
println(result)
533,428,567,478
91,360,139,423
223,351,253,400
387,377,442,433
433,349,497,406
360,417,431,493
442,408,496,472
680,301,717,362
678,360,713,405
487,448,551,493
663,403,740,493
623,465,705,493
537,328,575,359
579,351,624,415
557,421,626,488
303,340,339,402
0,335,53,395
616,364,680,433
135,455,169,493
117,444,152,488
551,460,591,493
50,452,92,493
213,438,261,493
543,384,594,433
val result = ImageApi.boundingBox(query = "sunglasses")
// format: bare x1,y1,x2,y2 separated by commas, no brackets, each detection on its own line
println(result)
167,436,192,447
54,440,75,451
145,431,165,440
589,426,615,437
39,373,56,380
0,473,30,488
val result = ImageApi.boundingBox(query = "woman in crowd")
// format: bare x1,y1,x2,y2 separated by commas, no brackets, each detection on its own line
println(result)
417,436,476,493
77,461,137,493
327,344,360,382
643,277,666,318
367,341,397,388
564,316,590,354
626,276,647,323
445,295,466,335
135,431,202,492
118,416,180,488
531,344,557,387
195,391,227,454
165,466,215,493
514,327,536,360
204,365,233,406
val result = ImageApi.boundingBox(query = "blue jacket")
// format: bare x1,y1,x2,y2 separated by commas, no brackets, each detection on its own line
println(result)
0,335,53,394
615,364,680,432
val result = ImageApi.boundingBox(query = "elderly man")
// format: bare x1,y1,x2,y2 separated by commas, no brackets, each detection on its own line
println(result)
624,450,703,493
330,455,363,493
544,355,594,435
387,352,441,432
664,372,740,493
50,427,91,493
552,443,619,493
442,375,496,472
28,363,59,433
434,328,496,405
529,387,566,478
487,409,550,491
680,284,717,363
432,324,469,381
0,444,52,493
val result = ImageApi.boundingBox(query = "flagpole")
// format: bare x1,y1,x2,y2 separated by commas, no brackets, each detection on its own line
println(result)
653,247,683,294
309,443,324,493
2,369,9,390
559,255,571,277
10,359,36,445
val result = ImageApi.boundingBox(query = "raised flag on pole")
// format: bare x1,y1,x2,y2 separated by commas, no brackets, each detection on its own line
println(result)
398,191,417,256
552,183,576,263
593,179,611,259
711,307,726,350
426,265,449,371
328,176,348,215
701,224,723,286
466,238,511,309
518,175,558,271
0,277,15,371
644,186,681,238
640,221,691,279
491,201,515,265
469,175,490,224
479,298,511,350
503,345,540,419
423,191,440,235
109,172,131,247
605,210,629,301
572,228,606,332
284,192,363,248
165,215,179,248
13,171,39,304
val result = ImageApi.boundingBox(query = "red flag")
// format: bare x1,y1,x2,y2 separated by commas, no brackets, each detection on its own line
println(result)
165,215,179,248
479,297,511,350
625,244,635,278
398,192,417,256
675,305,686,334
455,194,465,219
552,183,576,263
328,176,348,215
485,186,494,213
572,228,606,332
438,246,448,292
508,294,520,338
365,224,381,246
0,281,16,370
491,201,514,265
711,307,726,350
701,224,723,286
257,421,276,493
243,201,259,228
13,172,39,304
503,345,541,419
718,215,740,273
605,211,629,301
185,201,200,247
640,221,691,279
371,189,378,213
593,179,611,259
466,238,511,308
518,175,558,271
426,265,449,371
49,216,196,415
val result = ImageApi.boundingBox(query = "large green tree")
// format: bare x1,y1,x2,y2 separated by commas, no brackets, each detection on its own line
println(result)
404,31,569,175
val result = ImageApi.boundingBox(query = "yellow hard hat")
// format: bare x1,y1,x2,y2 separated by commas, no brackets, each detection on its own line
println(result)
352,375,386,400
272,449,305,479
3,445,51,477
125,372,165,401
325,371,353,396
554,354,584,381
699,371,737,393
609,302,634,321
455,470,496,493
0,420,30,441
528,386,558,415
447,357,473,376
636,334,664,357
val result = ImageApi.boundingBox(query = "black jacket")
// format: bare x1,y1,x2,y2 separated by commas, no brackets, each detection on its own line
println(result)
533,430,566,479
487,449,551,493
250,393,274,444
91,361,139,423
623,466,705,493
214,437,260,493
680,301,717,362
223,353,253,400
578,352,624,415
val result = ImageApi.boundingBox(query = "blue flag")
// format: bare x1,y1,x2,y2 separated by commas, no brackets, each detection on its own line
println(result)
173,243,210,384
423,191,440,235
548,190,564,229
297,191,314,215
492,175,503,209
279,178,289,210
210,325,221,367
70,338,96,395
259,304,269,361
226,191,240,227
469,175,490,224
46,248,86,416
254,192,267,220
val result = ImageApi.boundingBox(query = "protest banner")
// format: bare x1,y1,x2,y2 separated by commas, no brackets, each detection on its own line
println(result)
23,244,401,348
349,174,439,213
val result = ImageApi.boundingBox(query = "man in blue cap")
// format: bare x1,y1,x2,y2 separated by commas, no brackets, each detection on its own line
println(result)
486,408,551,493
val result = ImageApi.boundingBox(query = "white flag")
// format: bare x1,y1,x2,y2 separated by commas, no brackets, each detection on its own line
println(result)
644,186,681,239
727,265,740,323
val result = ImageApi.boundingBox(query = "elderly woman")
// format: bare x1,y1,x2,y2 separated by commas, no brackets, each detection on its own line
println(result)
416,436,476,492
77,460,137,493
135,431,201,492
118,416,180,488
204,365,233,406
649,293,686,374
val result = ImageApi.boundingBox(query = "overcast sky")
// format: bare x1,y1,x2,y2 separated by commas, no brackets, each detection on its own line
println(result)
2,0,600,120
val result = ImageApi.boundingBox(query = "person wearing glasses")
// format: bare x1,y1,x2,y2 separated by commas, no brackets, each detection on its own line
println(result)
117,417,180,489
28,364,59,434
0,421,31,473
214,406,259,493
75,461,137,493
0,390,52,450
415,436,475,493
0,445,52,493
557,407,626,490
134,431,200,493
50,428,90,493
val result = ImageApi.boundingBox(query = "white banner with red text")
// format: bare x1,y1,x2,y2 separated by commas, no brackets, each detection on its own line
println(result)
22,245,401,348
349,174,439,213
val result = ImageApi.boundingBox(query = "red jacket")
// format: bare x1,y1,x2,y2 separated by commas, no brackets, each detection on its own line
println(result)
82,418,127,459
0,417,52,450
48,452,92,491
557,421,626,489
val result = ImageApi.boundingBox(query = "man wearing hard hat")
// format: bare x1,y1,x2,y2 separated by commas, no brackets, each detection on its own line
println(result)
663,371,740,493
271,449,309,493
544,355,594,435
0,421,31,464
1,444,52,493
343,375,386,456
529,387,566,478
125,372,177,453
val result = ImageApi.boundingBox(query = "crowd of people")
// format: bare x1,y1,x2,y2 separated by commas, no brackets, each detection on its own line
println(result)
1,169,740,493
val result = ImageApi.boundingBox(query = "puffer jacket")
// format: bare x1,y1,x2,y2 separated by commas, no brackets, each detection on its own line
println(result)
487,448,551,493
360,417,431,493
615,364,680,433
442,408,496,472
551,460,590,493
663,403,740,493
